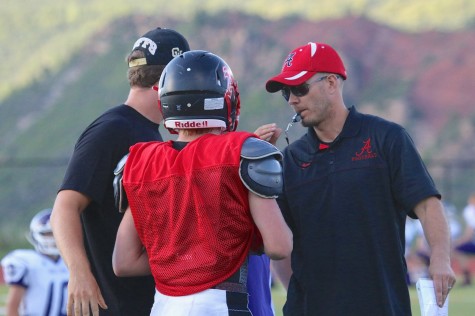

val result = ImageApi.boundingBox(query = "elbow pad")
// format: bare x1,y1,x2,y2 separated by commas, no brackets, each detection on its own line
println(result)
113,154,129,213
239,138,283,198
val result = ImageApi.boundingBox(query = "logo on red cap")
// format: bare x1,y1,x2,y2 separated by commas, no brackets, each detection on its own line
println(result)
284,53,296,67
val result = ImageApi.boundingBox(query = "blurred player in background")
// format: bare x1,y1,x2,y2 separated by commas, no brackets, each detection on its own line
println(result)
1,208,69,316
453,192,475,286
406,201,462,285
405,216,427,284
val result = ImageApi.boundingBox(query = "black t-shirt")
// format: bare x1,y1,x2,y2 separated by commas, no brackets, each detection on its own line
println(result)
278,106,440,316
60,104,161,315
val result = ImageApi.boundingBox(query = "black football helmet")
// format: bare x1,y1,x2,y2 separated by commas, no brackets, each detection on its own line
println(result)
158,50,240,133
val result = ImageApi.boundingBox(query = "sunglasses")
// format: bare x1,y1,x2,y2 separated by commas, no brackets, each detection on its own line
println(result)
281,75,331,101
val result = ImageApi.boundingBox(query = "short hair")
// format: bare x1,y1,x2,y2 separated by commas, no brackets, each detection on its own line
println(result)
177,128,222,136
126,50,165,88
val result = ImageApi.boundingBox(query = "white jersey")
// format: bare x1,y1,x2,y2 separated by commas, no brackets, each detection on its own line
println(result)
443,202,462,239
405,217,423,255
463,204,475,229
462,203,475,242
1,249,69,316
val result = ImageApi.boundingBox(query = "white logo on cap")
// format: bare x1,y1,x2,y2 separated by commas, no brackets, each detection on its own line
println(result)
132,37,157,55
171,47,183,57
285,72,308,81
284,42,317,81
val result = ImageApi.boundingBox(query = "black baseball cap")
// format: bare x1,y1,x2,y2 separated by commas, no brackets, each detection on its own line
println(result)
128,27,190,68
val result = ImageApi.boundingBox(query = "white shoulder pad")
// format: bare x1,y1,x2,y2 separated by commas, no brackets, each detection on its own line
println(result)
1,250,32,285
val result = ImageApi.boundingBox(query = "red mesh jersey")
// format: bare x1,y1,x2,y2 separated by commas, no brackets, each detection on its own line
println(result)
123,132,263,296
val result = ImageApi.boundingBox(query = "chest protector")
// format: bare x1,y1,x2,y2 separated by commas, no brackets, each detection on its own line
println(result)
123,131,262,296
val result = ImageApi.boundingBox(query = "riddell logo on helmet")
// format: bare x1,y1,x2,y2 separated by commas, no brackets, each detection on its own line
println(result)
174,121,209,128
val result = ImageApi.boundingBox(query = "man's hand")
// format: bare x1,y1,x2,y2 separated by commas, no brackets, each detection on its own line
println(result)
254,123,282,146
67,270,107,316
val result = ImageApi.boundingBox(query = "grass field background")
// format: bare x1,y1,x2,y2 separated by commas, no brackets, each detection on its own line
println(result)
1,282,475,315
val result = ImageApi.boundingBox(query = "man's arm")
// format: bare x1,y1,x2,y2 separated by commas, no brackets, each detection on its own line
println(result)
51,190,107,316
113,207,151,276
249,192,292,260
414,196,456,307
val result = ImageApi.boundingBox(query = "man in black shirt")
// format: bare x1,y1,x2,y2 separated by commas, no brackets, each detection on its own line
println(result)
266,41,456,315
50,28,190,316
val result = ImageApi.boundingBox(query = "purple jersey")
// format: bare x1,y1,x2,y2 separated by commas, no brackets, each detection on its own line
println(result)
248,254,274,316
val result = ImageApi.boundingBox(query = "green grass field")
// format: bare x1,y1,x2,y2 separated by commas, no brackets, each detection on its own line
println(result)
1,282,474,315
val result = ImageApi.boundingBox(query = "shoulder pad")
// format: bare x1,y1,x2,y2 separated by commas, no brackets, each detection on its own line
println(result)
114,154,129,175
240,156,283,199
1,250,29,284
113,154,129,213
241,137,282,160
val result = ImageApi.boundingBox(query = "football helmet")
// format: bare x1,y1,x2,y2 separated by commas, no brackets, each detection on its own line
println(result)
26,208,59,256
158,50,240,133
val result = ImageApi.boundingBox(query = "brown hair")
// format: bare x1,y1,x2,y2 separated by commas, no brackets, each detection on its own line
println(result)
178,128,223,136
126,50,165,88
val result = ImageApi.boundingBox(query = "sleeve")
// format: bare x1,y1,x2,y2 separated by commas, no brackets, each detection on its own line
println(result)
277,190,295,232
276,147,297,232
60,118,132,205
385,125,440,215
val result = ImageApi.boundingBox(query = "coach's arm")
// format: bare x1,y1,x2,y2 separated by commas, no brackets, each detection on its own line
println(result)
414,196,456,307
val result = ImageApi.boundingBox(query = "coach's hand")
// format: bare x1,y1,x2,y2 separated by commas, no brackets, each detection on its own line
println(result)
254,123,282,146
67,270,107,316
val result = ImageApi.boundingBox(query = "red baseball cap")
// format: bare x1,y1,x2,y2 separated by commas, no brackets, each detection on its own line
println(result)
266,42,347,93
